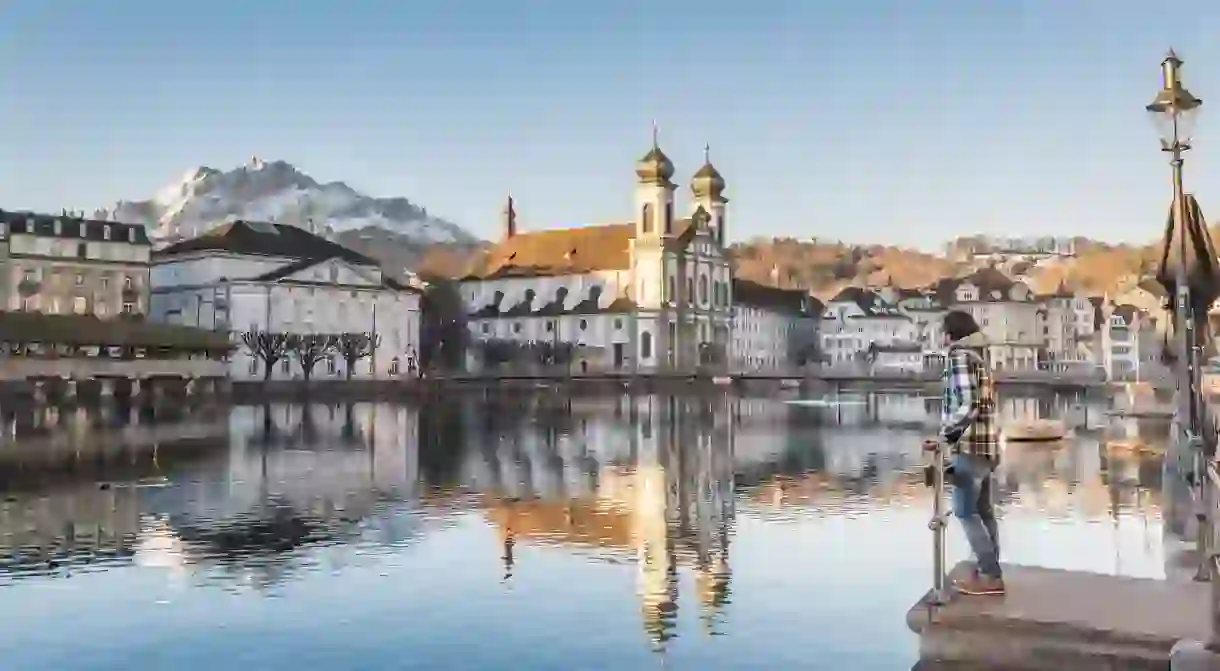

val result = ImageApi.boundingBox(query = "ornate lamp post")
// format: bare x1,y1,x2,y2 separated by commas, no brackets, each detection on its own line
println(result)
1147,51,1204,436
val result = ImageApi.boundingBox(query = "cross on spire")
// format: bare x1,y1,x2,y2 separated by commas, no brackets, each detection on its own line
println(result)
703,143,711,164
651,119,659,148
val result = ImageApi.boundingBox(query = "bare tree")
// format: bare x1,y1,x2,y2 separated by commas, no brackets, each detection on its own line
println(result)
240,330,290,382
287,333,337,381
336,332,382,380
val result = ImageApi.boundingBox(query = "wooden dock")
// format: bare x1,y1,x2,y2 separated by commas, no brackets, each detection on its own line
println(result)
907,562,1209,670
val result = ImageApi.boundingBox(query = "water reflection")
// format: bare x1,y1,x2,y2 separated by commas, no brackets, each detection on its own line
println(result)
0,392,1172,670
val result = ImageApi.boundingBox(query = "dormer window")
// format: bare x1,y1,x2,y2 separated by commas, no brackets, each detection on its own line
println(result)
127,228,136,243
78,224,87,238
103,225,111,241
53,220,62,236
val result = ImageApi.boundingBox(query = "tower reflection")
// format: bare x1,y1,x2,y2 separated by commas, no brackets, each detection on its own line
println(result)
475,394,736,651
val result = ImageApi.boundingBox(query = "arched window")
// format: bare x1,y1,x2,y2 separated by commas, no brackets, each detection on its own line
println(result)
664,202,674,234
641,331,652,359
641,204,654,233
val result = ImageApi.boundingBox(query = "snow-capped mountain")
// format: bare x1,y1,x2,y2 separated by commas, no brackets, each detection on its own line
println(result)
95,157,479,246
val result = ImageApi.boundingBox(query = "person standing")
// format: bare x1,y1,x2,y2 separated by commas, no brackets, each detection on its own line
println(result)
924,310,1004,595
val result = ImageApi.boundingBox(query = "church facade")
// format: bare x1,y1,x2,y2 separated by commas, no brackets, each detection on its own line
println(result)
457,137,817,374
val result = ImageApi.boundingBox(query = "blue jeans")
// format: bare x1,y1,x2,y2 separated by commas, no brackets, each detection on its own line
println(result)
949,453,1002,579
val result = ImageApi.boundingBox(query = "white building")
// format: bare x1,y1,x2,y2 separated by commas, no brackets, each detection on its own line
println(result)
868,342,925,375
730,279,820,372
1037,286,1101,373
1101,303,1165,383
878,287,946,350
932,268,1041,371
149,220,422,381
457,139,813,374
820,287,916,369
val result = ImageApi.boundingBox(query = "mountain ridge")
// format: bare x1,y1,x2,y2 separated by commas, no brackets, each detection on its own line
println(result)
95,157,479,247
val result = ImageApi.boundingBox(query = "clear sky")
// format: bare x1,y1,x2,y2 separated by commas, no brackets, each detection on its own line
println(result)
3,0,1220,249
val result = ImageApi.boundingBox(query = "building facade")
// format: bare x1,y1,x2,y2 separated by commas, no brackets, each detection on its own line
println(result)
933,268,1041,371
149,220,422,381
730,279,820,371
820,287,917,369
0,210,151,317
458,140,814,374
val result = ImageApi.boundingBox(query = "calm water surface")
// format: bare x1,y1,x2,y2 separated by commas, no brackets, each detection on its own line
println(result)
0,392,1167,670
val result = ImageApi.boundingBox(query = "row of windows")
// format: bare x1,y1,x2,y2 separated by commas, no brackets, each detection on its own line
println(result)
18,267,138,289
17,295,136,314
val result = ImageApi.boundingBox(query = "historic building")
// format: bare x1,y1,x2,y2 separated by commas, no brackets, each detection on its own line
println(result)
820,287,917,368
1101,303,1167,383
149,220,422,381
932,268,1042,371
0,210,151,317
458,138,814,373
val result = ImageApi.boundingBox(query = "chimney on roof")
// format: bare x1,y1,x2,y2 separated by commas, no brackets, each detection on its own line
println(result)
503,194,517,239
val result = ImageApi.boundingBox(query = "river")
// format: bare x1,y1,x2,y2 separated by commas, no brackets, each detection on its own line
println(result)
0,391,1167,670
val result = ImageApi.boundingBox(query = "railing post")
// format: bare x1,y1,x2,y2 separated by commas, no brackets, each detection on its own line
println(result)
925,439,949,605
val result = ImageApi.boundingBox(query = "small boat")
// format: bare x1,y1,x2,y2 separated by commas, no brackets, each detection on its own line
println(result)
1004,419,1067,443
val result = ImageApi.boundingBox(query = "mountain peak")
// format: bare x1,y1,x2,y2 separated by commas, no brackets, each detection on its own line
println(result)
99,160,478,247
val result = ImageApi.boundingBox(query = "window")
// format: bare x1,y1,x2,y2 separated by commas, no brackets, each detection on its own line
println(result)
49,299,60,314
281,357,290,373
122,302,135,314
641,331,652,359
641,203,654,234
327,356,336,374
103,225,111,241
77,243,87,259
74,273,84,286
100,277,109,290
614,318,623,330
667,277,675,303
513,322,522,334
72,297,87,314
699,276,708,304
128,228,136,243
546,321,554,332
687,278,694,305
249,358,259,375
123,275,133,290
389,357,400,375
96,303,107,316
579,319,588,331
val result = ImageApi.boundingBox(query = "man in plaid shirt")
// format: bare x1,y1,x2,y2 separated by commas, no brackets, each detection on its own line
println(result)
925,310,1003,595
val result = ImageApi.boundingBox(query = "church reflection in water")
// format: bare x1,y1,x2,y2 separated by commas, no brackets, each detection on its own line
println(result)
0,390,1169,656
467,395,737,649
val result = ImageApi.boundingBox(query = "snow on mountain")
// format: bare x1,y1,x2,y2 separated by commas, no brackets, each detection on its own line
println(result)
95,157,479,246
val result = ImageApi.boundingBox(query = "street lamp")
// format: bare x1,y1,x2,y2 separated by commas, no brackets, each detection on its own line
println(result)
1147,50,1204,436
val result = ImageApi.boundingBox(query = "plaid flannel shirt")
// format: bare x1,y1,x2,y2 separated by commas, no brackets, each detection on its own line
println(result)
939,344,999,463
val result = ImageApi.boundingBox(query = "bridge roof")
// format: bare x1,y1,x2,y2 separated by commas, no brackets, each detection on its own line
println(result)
0,312,233,350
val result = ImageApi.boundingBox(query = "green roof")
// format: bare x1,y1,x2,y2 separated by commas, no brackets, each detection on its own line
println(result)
0,312,233,350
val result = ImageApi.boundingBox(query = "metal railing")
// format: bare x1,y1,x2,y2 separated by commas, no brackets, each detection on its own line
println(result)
924,439,951,606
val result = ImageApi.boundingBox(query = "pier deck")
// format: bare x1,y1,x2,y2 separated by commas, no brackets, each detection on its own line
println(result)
907,562,1208,669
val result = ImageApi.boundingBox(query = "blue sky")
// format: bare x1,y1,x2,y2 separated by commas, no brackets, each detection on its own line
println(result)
2,0,1219,248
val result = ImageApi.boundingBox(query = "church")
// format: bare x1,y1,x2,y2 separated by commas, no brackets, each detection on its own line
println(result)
457,134,818,374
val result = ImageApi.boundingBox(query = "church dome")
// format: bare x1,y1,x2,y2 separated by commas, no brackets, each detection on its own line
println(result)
636,145,675,184
691,160,725,198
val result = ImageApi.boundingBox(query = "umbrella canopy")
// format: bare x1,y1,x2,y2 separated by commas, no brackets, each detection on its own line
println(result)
1156,193,1220,313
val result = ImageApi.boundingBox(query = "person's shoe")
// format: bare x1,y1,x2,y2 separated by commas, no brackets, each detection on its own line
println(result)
953,573,1005,596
